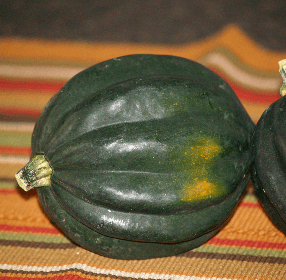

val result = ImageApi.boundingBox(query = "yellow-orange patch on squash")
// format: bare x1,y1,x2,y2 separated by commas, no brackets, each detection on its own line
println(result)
182,179,217,202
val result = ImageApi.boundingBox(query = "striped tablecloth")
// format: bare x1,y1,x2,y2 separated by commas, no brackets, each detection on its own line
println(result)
1,24,286,280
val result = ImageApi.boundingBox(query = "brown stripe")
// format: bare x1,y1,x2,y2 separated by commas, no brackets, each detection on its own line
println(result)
1,237,285,265
178,251,286,264
0,113,39,123
0,239,76,249
0,177,18,183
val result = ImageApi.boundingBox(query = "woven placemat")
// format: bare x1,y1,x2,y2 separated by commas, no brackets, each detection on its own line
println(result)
1,25,286,280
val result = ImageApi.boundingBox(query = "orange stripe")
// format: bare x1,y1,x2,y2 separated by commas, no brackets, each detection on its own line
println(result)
1,25,286,72
0,146,31,156
0,91,54,111
0,162,29,180
240,101,270,123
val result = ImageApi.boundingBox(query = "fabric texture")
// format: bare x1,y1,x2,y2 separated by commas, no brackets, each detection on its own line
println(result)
0,24,286,280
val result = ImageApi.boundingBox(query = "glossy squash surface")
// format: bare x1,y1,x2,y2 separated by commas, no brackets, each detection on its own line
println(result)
251,96,286,234
16,54,254,259
251,59,286,235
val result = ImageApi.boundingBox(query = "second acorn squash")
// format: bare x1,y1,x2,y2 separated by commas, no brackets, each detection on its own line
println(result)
251,59,286,235
251,97,286,234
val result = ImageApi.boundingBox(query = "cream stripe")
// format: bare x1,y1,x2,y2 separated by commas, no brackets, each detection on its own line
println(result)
0,263,239,280
0,121,35,133
0,64,84,81
201,52,281,91
0,155,29,165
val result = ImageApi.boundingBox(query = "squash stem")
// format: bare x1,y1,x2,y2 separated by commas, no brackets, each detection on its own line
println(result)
15,154,53,191
279,59,286,96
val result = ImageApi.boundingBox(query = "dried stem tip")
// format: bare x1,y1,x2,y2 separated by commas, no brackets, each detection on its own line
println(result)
279,59,286,97
15,154,53,191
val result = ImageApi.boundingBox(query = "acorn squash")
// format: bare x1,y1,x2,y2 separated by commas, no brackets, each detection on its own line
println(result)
16,54,254,259
251,59,286,234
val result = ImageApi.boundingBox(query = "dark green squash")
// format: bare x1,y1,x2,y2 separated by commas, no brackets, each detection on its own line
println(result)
251,59,286,234
15,54,254,259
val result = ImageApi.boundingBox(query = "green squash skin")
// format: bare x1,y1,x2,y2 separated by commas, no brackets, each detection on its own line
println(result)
32,55,253,154
28,54,254,258
251,96,286,234
50,173,249,243
37,177,247,260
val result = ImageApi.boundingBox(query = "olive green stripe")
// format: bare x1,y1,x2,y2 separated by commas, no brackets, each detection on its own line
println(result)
0,232,70,243
242,194,259,203
0,131,32,147
0,57,92,68
181,251,286,265
193,244,286,258
0,114,39,123
0,181,17,189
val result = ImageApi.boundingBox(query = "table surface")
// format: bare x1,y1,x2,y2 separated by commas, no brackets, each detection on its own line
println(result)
1,5,286,279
